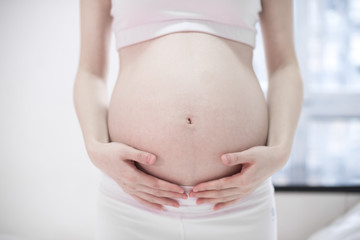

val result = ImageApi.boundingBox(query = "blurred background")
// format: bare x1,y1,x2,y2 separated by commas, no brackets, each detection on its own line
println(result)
0,0,359,239
261,0,360,188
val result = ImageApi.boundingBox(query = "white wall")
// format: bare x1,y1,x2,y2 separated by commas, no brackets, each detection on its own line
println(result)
0,1,116,239
0,1,358,240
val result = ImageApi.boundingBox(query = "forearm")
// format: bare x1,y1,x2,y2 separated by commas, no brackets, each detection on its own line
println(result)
266,63,304,156
73,70,110,150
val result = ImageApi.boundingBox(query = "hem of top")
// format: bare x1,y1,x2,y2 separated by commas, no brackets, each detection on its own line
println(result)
112,19,257,50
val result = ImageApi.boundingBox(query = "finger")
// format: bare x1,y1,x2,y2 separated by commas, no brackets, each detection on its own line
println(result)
119,161,185,194
189,187,238,199
136,169,185,193
130,194,163,211
221,148,257,166
120,144,156,165
192,176,235,192
214,199,239,211
135,191,180,208
136,184,188,200
196,194,244,205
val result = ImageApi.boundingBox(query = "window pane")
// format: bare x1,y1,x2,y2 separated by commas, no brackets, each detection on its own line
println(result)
306,118,360,185
273,118,360,186
307,0,360,92
257,0,360,188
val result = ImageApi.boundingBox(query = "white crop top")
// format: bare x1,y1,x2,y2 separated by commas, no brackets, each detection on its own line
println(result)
110,0,262,50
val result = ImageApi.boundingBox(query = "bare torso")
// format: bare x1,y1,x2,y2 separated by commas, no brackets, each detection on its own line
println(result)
108,32,268,186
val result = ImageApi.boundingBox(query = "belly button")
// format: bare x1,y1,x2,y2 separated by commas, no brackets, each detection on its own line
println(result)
187,117,192,125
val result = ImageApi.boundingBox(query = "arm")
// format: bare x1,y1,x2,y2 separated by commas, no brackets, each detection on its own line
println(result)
73,0,186,210
260,0,304,160
73,0,111,150
191,0,304,210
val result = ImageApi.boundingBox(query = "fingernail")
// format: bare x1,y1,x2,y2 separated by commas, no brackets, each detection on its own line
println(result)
225,154,231,164
182,194,188,199
189,192,195,198
146,154,154,164
221,155,228,164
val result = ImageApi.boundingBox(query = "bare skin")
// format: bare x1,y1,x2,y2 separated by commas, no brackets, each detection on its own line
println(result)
73,0,303,211
108,33,268,186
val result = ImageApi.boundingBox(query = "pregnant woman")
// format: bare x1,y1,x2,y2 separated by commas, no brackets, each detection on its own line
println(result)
74,0,303,239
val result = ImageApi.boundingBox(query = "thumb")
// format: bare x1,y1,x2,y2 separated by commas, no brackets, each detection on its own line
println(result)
122,145,156,165
221,148,256,166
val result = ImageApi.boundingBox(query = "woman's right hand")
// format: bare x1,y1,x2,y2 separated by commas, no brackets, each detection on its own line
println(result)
86,140,187,210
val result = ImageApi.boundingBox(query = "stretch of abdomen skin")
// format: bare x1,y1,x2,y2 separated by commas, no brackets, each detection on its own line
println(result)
107,32,268,186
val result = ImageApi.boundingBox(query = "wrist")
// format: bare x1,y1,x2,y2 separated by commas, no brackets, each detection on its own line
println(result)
269,144,292,169
267,137,293,155
85,136,109,149
84,138,109,170
85,138,108,158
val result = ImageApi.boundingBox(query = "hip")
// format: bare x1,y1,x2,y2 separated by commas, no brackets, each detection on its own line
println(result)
96,173,277,239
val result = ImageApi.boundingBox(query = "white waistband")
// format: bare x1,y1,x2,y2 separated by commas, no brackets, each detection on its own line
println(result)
98,172,274,218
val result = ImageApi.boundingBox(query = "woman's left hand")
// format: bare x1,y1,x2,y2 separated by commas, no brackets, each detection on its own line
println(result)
189,145,290,211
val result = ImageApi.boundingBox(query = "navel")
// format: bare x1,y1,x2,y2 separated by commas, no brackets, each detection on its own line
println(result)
184,114,195,128
187,117,192,124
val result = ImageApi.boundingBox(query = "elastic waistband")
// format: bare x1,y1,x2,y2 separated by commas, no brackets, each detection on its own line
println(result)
98,172,274,218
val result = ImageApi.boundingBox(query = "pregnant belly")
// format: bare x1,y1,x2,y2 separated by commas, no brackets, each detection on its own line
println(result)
107,33,268,186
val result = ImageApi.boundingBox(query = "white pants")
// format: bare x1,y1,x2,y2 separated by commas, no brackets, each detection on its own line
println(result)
95,173,278,240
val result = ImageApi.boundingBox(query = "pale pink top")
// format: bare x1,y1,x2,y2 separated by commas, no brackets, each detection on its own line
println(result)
110,0,263,50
